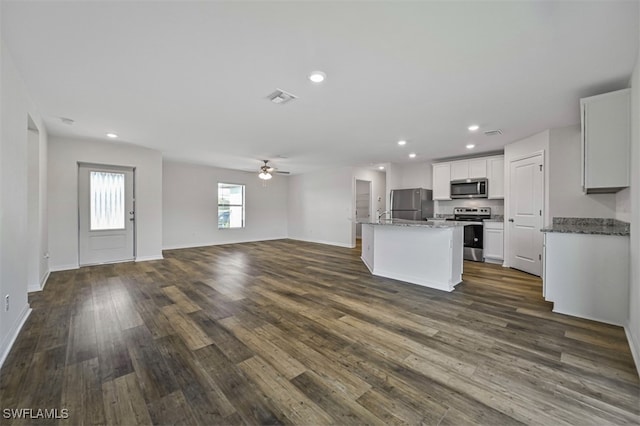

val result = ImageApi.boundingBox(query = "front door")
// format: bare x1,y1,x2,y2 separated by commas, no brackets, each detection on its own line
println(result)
79,164,135,266
508,153,543,276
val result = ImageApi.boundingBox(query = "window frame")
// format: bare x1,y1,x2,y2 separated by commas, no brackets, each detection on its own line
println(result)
217,182,246,229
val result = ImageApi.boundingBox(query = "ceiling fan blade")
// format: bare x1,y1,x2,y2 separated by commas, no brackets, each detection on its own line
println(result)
275,170,290,175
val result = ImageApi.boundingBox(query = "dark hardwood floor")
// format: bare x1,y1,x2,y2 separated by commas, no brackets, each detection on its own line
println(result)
1,239,638,425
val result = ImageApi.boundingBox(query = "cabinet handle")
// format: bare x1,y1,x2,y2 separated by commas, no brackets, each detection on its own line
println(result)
508,218,514,222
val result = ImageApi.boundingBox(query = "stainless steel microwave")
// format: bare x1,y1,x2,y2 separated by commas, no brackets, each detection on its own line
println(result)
450,178,488,199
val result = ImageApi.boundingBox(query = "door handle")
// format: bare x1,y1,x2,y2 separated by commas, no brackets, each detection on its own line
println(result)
508,218,514,222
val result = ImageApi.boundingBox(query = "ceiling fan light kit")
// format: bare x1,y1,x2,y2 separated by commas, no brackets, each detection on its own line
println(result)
257,159,290,180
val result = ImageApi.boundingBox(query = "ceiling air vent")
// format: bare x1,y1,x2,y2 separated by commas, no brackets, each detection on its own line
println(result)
268,89,297,105
484,129,503,136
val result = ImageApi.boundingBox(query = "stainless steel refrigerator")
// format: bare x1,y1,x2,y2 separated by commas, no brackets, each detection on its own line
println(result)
390,188,433,220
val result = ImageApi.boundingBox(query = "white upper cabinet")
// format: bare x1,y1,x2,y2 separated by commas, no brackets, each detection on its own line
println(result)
450,159,487,180
450,161,468,181
432,163,451,200
432,155,502,201
468,159,487,179
581,89,630,193
487,156,504,199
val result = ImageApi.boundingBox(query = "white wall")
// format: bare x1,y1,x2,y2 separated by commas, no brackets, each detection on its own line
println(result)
163,160,288,249
503,130,550,268
396,161,433,190
384,162,401,211
288,166,354,248
617,188,631,223
48,137,163,269
0,40,48,367
548,125,617,219
627,36,640,375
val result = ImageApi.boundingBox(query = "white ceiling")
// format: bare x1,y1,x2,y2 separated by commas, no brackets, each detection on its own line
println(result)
2,1,638,174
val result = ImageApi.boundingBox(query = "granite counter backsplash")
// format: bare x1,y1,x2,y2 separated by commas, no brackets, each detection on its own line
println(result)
541,217,630,236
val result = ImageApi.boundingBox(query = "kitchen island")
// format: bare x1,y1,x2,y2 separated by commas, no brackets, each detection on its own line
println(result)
360,219,466,292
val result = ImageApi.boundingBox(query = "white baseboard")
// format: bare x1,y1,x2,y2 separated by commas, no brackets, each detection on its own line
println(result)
162,237,288,251
624,324,640,378
50,263,79,272
0,305,32,369
135,255,164,262
551,307,624,327
28,270,50,293
287,237,354,248
40,270,50,290
360,256,373,273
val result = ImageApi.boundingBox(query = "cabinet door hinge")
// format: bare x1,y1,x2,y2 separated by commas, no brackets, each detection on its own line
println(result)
539,210,542,216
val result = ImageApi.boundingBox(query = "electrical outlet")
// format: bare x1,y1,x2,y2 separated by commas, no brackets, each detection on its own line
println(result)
5,295,9,312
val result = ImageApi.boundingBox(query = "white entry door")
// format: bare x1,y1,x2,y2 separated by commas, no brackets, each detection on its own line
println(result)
79,164,135,266
508,153,543,276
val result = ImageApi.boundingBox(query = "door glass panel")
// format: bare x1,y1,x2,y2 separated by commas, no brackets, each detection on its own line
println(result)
90,171,125,230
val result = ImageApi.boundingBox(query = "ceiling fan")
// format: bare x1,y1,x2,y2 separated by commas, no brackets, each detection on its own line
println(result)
258,160,290,180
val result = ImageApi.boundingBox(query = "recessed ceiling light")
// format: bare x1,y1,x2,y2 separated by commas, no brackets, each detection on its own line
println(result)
466,144,475,149
409,153,416,158
106,133,118,138
378,166,385,170
468,125,479,131
308,71,326,83
397,140,407,146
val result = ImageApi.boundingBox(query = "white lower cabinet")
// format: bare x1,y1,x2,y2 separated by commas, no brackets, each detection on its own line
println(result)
483,221,504,264
543,232,629,326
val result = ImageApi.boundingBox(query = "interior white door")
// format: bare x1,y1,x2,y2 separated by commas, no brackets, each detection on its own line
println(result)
508,154,543,276
79,164,135,266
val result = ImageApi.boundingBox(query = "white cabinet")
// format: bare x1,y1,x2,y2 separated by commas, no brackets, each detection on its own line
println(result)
483,221,504,264
450,161,468,181
581,89,630,193
487,156,504,199
544,232,629,326
468,159,487,178
432,163,451,200
432,155,503,201
450,159,487,180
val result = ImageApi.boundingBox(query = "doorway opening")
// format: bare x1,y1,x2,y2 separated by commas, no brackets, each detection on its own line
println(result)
355,179,372,241
27,115,47,291
78,163,136,266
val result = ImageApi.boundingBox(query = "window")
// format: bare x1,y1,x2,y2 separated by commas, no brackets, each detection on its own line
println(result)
218,183,245,229
90,171,125,230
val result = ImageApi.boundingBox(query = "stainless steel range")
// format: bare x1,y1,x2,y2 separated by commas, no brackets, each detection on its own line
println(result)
446,207,491,261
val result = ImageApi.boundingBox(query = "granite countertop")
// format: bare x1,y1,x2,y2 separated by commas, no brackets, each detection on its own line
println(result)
541,217,630,236
361,219,467,228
